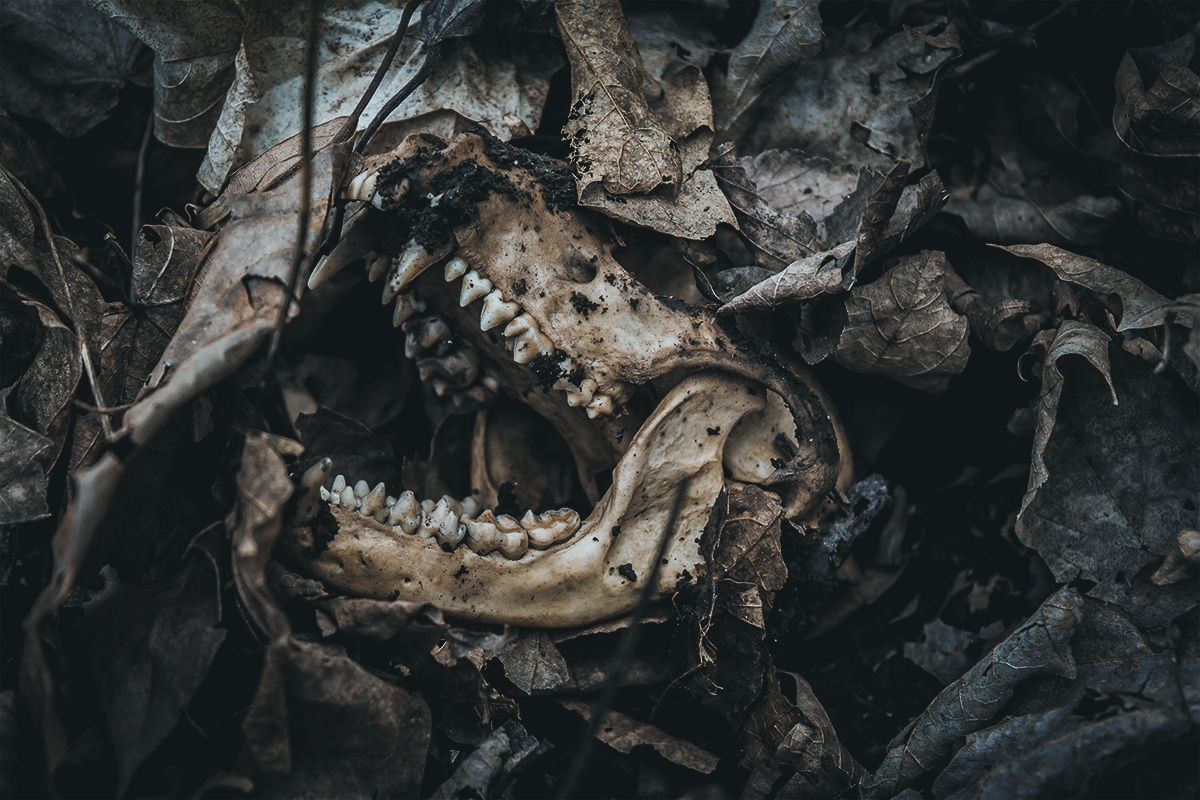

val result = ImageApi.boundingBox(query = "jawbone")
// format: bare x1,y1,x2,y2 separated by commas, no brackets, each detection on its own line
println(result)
278,131,843,628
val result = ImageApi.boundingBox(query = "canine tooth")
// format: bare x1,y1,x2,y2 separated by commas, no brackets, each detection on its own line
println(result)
359,482,388,520
339,485,356,508
307,254,350,290
354,480,370,499
463,511,502,555
585,393,614,419
366,253,390,282
444,257,468,281
382,242,433,304
459,270,493,306
331,474,347,493
345,168,379,203
387,491,421,534
479,290,521,331
495,514,529,559
521,508,581,549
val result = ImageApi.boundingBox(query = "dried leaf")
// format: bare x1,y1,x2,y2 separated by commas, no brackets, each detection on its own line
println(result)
0,115,65,197
496,631,570,695
833,251,971,391
77,550,226,796
861,587,1084,799
0,0,145,138
710,482,787,628
741,149,859,228
557,0,681,198
714,0,823,133
418,0,486,44
0,415,55,525
1018,336,1199,625
12,296,81,462
430,722,540,800
559,699,719,774
743,22,959,171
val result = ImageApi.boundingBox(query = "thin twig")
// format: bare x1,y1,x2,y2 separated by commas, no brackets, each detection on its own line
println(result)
336,0,422,144
132,110,153,249
355,8,438,155
555,477,693,800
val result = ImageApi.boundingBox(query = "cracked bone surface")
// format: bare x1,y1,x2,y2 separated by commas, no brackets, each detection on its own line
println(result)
281,373,764,627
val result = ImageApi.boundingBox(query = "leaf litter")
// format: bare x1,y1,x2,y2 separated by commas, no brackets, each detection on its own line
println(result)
1,1,1197,797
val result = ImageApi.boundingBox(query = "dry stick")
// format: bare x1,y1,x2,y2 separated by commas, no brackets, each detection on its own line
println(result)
336,0,423,145
132,111,153,250
555,477,693,800
355,12,439,156
256,0,321,419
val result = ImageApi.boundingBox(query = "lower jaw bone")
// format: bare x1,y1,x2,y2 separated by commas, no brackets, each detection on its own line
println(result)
281,372,765,627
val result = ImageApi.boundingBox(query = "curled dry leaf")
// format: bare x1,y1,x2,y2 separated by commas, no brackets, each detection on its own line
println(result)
860,587,1084,799
713,0,823,134
0,415,55,525
496,631,570,695
430,721,540,800
558,699,719,774
833,251,970,391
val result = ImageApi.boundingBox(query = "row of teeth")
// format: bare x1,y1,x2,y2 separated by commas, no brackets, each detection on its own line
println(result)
321,474,581,559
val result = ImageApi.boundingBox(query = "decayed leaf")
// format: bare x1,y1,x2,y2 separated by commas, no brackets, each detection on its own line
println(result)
833,251,970,391
709,482,787,629
430,721,540,800
0,415,55,524
743,22,959,171
241,636,431,798
496,631,570,694
0,0,145,138
861,587,1084,799
77,549,226,796
741,149,859,229
0,115,65,197
11,296,81,463
559,699,719,774
713,0,823,134
1018,336,1199,625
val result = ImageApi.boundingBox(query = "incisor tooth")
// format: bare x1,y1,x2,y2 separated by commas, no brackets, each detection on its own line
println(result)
444,257,468,281
459,270,493,306
382,242,433,304
387,491,421,534
479,290,521,331
585,393,614,418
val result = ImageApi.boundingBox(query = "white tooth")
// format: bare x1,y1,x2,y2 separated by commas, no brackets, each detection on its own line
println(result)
426,498,464,548
444,257,468,281
382,242,432,304
510,328,555,364
496,514,529,560
387,491,421,534
421,498,435,514
331,474,347,493
319,487,330,502
373,177,408,209
360,482,388,520
524,508,580,548
585,393,614,418
463,511,502,555
459,270,493,306
308,255,349,290
354,480,370,499
479,290,521,331
502,314,534,338
481,373,500,393
460,496,480,517
339,486,356,508
366,252,390,282
442,495,465,517
385,495,397,507
345,169,379,203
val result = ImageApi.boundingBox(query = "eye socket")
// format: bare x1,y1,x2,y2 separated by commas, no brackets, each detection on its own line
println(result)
562,253,598,283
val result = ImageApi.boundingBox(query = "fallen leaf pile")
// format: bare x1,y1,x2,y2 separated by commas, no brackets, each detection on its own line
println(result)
1,1,1197,798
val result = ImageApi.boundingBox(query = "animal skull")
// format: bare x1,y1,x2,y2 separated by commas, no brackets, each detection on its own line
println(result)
280,132,842,627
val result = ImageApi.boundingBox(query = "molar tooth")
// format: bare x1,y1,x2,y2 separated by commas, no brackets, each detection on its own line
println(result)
444,257,468,282
345,168,379,203
479,290,521,331
387,491,421,534
495,514,529,559
521,508,581,549
360,482,388,520
463,511,502,555
385,495,396,507
585,393,614,419
404,315,452,358
421,497,462,547
339,485,356,508
421,498,435,515
459,270,493,306
382,241,433,304
393,293,427,328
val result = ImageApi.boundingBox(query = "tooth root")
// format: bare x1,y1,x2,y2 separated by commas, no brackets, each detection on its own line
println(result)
382,242,433,304
479,290,521,331
339,486,357,508
393,294,426,328
463,511,502,555
459,270,493,306
331,474,347,494
345,168,379,203
444,257,468,282
359,482,388,520
387,491,421,534
585,393,614,419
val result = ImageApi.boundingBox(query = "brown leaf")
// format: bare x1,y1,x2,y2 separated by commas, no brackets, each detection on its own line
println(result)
714,0,823,134
496,631,570,695
11,296,81,463
0,415,55,525
430,721,540,800
833,251,971,391
558,699,719,774
710,482,787,627
741,149,859,230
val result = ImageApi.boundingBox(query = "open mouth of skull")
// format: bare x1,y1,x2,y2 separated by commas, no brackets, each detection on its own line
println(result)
279,132,840,627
